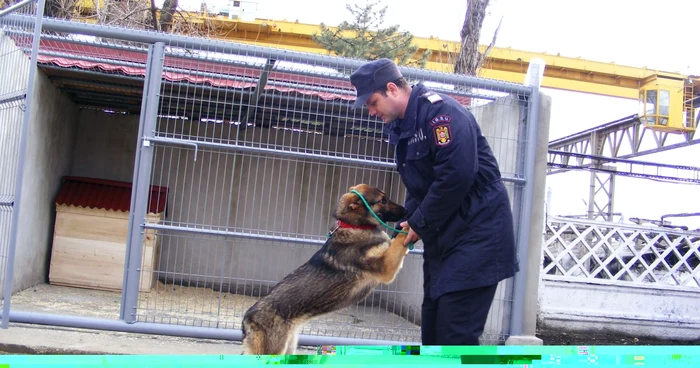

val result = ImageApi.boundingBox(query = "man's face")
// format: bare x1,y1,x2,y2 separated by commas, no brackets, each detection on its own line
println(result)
365,88,402,124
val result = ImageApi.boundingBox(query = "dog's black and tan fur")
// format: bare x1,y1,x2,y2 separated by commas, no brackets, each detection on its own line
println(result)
241,184,410,355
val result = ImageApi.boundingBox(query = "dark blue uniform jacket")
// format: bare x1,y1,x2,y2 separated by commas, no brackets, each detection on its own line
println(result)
387,83,519,300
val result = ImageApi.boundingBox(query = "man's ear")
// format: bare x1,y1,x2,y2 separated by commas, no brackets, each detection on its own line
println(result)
386,82,399,96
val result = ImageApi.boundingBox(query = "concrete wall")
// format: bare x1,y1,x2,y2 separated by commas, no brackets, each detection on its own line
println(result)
539,277,700,341
471,95,522,181
13,70,80,293
470,94,533,341
70,110,139,183
0,31,80,295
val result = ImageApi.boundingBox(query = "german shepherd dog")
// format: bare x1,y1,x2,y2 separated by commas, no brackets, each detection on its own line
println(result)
241,184,410,355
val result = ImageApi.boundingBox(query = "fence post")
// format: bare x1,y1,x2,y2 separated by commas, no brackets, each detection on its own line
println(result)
119,42,164,323
506,59,549,345
1,0,45,329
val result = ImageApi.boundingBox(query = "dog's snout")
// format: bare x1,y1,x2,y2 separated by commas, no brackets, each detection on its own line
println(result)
381,200,407,223
395,204,407,218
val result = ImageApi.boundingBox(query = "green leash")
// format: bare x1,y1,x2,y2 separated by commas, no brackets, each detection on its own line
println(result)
349,189,415,251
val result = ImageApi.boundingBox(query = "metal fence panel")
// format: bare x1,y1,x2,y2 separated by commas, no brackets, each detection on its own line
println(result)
0,14,536,344
112,33,535,344
0,0,43,328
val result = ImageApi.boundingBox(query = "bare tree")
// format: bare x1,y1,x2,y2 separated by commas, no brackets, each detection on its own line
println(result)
95,0,153,29
158,0,177,32
454,0,502,76
44,0,80,19
7,0,219,37
0,0,77,17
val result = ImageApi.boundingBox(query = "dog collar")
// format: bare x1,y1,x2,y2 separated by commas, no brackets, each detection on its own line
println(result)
326,220,377,239
336,220,376,230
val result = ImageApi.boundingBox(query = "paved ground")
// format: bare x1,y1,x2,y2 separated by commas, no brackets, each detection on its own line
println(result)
0,323,318,355
1,283,697,356
9,283,421,343
536,328,700,346
1,322,698,356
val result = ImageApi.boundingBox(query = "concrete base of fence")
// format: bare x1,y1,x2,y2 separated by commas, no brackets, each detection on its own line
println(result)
504,335,543,345
538,277,700,341
8,309,415,347
0,321,267,355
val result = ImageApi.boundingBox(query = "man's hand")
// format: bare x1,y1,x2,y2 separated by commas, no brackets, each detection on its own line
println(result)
400,221,420,246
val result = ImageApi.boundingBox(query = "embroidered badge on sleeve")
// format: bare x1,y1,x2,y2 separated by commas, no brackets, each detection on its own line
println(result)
433,125,451,146
430,115,452,126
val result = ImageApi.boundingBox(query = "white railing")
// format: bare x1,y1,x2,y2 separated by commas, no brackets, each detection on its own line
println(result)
543,216,700,289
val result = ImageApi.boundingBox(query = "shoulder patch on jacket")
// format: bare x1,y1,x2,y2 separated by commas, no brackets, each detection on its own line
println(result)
430,114,451,126
421,92,443,104
433,124,452,146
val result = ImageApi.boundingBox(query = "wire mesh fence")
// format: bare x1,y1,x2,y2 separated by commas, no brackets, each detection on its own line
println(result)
0,0,40,325
0,12,537,343
112,31,536,344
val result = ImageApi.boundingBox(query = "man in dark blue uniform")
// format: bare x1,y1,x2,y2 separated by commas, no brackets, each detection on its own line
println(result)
350,58,518,345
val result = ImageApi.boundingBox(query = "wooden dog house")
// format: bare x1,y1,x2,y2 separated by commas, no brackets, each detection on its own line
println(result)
49,176,168,292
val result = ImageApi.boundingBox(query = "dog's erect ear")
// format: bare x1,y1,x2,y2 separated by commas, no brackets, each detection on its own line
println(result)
349,202,359,210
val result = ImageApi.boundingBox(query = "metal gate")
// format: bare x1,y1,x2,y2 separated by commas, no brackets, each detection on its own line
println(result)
116,35,537,343
0,12,541,345
0,0,44,329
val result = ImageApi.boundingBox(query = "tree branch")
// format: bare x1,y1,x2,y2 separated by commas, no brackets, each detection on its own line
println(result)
149,0,159,31
107,5,150,26
477,15,502,72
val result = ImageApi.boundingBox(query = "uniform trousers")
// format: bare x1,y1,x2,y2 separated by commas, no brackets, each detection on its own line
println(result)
421,282,499,345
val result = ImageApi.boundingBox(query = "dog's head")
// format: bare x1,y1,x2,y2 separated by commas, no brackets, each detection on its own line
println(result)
334,184,407,226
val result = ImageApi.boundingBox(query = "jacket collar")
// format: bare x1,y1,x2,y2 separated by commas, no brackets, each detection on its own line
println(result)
385,83,429,145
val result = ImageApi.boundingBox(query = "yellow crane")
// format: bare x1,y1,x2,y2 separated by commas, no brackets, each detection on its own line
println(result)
73,1,699,134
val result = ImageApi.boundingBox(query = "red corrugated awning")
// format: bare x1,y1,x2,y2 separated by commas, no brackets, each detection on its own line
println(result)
36,39,357,101
31,38,472,105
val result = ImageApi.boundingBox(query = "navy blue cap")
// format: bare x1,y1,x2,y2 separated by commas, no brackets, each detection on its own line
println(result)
350,58,403,108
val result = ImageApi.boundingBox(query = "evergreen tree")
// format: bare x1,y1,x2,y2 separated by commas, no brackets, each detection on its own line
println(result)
312,1,430,68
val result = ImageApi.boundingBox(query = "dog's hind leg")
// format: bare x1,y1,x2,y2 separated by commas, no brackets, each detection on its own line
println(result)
242,329,265,355
261,321,294,355
376,229,410,284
